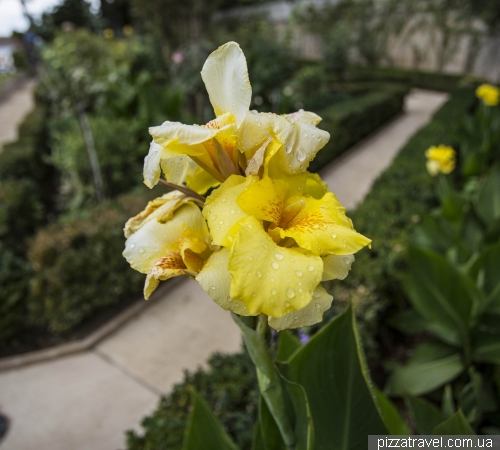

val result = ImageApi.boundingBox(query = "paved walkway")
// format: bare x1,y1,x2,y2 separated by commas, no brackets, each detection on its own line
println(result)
0,89,448,450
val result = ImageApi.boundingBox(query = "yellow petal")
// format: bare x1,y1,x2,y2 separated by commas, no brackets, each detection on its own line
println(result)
179,235,207,272
278,193,371,256
123,203,208,274
202,175,253,247
144,254,188,300
321,254,355,281
268,284,333,331
196,248,250,315
286,109,322,126
149,121,221,147
201,42,251,127
228,216,323,317
239,111,273,154
237,176,288,225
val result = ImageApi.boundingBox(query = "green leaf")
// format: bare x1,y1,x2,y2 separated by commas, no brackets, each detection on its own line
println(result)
386,309,428,335
375,389,410,435
405,396,444,435
404,247,477,346
476,165,500,225
442,385,456,419
433,410,475,435
257,396,287,450
472,328,500,365
276,331,302,362
183,390,238,450
386,342,464,396
284,305,387,450
468,243,500,314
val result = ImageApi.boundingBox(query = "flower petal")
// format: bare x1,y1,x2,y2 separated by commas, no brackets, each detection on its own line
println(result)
123,203,208,274
321,254,355,281
196,248,249,315
278,193,371,256
268,284,333,331
286,109,322,126
201,42,251,127
239,111,273,154
144,254,188,300
202,174,253,247
228,216,323,317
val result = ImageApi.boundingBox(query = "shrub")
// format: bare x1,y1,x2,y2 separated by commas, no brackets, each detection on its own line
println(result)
126,351,258,450
309,84,409,171
27,191,157,333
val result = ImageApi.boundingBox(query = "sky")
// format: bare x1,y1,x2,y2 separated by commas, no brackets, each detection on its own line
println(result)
0,0,69,37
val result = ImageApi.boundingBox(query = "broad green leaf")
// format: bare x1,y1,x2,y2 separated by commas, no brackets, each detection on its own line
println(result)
459,368,483,424
258,396,287,450
276,331,301,362
404,247,477,346
472,328,500,365
468,243,500,314
405,396,444,435
386,309,428,335
475,165,500,226
433,410,475,435
183,390,238,450
442,385,456,419
375,389,410,435
284,305,387,450
412,215,457,255
252,421,264,450
386,342,464,396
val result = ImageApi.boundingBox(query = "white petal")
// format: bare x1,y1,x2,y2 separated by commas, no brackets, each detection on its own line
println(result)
286,110,322,126
201,42,252,127
143,141,164,188
321,254,355,281
149,121,220,147
196,248,250,315
268,284,333,331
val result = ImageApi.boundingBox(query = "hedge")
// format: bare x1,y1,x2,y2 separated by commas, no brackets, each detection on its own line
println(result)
309,84,408,172
125,89,477,450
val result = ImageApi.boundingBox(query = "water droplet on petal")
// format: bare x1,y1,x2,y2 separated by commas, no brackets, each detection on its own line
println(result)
313,291,320,299
274,253,284,261
230,209,235,214
130,243,136,248
285,301,290,307
271,289,277,295
315,303,321,310
286,288,295,298
307,265,315,272
331,233,337,238
211,286,216,290
256,270,262,278
211,215,217,221
139,247,145,254
272,262,279,270
295,271,303,277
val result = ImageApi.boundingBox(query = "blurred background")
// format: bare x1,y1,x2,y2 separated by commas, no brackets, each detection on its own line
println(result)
0,0,499,449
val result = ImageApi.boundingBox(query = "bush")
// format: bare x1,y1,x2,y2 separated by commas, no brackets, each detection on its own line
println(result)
27,191,157,333
309,84,409,171
126,351,258,450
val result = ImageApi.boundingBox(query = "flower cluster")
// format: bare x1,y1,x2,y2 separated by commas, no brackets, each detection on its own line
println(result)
425,145,456,176
476,83,500,107
123,42,370,330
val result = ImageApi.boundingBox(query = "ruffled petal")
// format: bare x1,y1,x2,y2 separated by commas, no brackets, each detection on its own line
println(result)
201,42,252,127
321,254,355,281
278,193,371,256
144,254,188,299
268,284,333,331
228,216,323,317
196,248,249,315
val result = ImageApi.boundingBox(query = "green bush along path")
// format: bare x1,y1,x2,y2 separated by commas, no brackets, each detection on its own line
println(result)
0,89,447,450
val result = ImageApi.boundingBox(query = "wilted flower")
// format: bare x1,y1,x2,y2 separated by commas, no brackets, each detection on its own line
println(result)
476,83,500,107
425,145,456,176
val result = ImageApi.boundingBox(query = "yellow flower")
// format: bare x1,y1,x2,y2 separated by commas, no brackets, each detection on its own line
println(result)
103,28,114,40
143,42,330,194
122,191,211,299
425,145,456,176
476,84,500,106
123,25,134,37
195,172,371,330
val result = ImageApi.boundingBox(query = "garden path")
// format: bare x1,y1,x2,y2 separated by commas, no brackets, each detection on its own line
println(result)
0,89,448,450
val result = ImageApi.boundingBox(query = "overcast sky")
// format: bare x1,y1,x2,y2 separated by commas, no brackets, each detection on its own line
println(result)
0,0,75,37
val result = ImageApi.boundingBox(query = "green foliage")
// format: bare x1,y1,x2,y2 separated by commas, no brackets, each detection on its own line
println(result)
309,84,408,171
27,192,151,333
126,351,258,450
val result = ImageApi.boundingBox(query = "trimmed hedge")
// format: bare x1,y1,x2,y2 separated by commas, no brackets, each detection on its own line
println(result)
347,66,467,92
27,191,157,334
125,89,477,450
310,84,408,171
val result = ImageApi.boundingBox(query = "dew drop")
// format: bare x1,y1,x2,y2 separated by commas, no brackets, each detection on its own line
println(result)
297,153,306,162
285,301,290,307
286,288,295,298
211,215,217,221
219,220,223,225
272,262,279,270
221,198,226,203
313,291,320,299
130,243,136,248
139,247,145,254
210,286,216,290
295,271,303,277
315,303,321,310
307,265,315,272
256,270,262,278
274,253,284,261
271,289,277,295
331,233,337,238
230,209,235,215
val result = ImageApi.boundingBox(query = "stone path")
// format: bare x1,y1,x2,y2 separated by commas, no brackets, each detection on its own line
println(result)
0,89,448,450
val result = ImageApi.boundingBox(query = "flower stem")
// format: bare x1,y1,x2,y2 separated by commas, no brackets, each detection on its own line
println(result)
158,179,206,205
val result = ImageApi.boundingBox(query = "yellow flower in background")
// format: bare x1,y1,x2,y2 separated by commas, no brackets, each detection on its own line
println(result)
123,191,211,299
196,171,371,330
476,83,500,107
103,28,114,40
123,25,134,37
425,145,456,176
143,42,330,194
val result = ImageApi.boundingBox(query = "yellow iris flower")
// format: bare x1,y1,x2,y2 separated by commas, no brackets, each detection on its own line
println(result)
476,83,500,107
425,145,456,176
143,42,330,194
123,41,371,331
